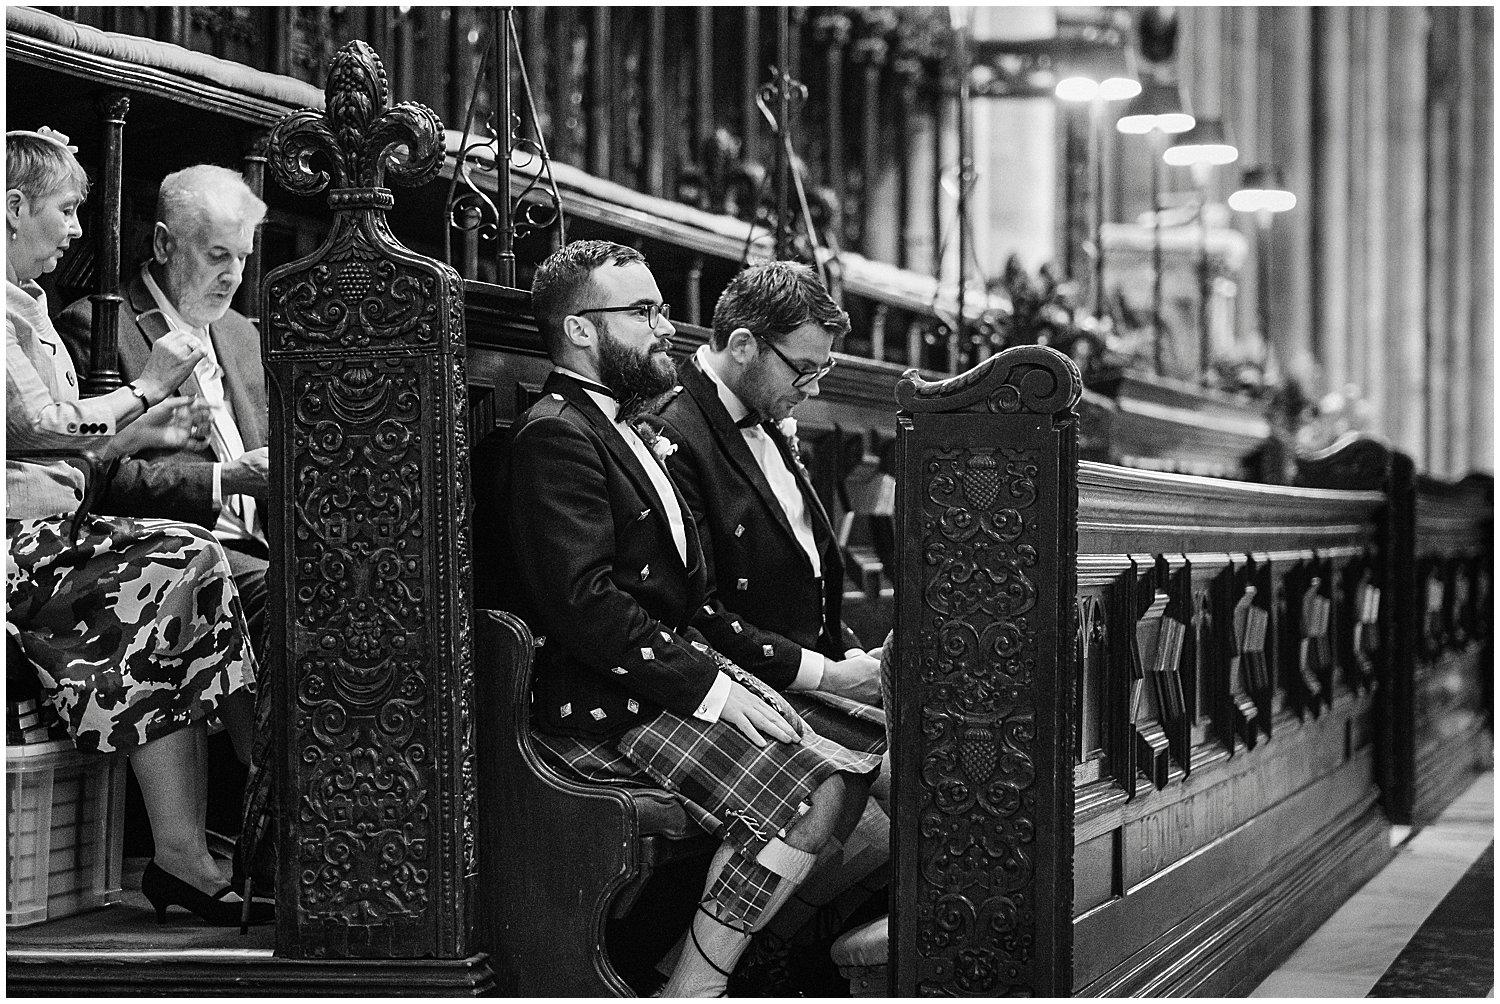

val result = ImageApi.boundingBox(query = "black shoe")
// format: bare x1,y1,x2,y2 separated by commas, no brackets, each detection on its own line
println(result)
140,861,274,927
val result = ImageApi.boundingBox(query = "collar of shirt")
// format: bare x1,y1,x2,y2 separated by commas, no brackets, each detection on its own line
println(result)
694,345,760,430
7,279,50,346
554,366,620,422
141,265,220,366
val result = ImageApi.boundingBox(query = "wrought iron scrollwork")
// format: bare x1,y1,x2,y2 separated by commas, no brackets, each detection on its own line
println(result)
445,8,564,284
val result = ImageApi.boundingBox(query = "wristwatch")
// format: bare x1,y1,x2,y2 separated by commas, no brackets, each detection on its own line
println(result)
125,382,155,408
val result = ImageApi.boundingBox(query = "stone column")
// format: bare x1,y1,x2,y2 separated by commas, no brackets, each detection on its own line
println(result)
1359,9,1391,421
899,52,936,276
1270,7,1314,381
1468,9,1494,473
1346,10,1371,397
1384,8,1429,460
1313,8,1353,394
1444,7,1476,477
970,6,1056,272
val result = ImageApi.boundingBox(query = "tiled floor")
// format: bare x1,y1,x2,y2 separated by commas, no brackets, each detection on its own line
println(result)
1250,772,1494,998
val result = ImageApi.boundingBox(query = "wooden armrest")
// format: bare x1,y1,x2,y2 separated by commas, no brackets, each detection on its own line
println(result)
474,608,640,997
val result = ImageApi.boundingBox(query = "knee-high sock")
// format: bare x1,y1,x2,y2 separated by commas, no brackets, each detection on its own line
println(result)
660,839,818,998
761,799,891,940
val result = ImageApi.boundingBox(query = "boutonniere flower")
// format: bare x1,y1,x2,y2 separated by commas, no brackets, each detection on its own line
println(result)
633,420,678,461
651,432,679,461
777,416,806,467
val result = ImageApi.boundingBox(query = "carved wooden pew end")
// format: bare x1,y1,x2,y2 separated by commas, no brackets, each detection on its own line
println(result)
474,608,716,997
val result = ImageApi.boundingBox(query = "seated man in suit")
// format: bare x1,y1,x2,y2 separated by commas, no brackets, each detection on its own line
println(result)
59,164,269,653
650,260,883,754
649,260,890,986
506,240,880,998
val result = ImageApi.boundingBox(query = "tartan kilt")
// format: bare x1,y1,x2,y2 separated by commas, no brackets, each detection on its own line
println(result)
535,706,880,852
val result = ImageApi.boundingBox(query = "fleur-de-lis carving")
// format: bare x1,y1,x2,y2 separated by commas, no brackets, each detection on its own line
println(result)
268,40,443,197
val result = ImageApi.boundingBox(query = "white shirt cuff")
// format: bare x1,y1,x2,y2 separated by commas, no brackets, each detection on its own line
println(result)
692,671,733,722
789,648,826,691
211,462,224,510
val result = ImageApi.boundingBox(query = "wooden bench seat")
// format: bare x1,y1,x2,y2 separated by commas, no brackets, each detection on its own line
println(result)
474,608,715,997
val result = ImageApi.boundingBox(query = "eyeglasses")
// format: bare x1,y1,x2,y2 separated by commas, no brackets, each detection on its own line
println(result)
577,302,672,330
755,334,836,389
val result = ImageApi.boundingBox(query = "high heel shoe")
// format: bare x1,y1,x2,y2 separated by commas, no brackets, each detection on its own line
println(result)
140,860,274,927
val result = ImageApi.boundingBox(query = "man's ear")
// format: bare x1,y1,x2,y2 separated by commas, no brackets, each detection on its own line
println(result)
726,327,758,363
6,189,27,235
562,313,596,349
151,221,174,264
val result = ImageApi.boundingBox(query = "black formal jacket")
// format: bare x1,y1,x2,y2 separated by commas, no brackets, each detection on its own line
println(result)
56,271,268,528
506,371,791,739
650,356,856,692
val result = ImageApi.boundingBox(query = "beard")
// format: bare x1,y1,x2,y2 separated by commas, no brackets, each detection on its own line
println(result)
598,327,678,417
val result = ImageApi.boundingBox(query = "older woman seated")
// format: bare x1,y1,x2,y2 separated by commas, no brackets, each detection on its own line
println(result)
5,127,269,926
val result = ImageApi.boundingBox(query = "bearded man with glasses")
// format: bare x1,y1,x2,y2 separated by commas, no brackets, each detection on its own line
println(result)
645,261,891,992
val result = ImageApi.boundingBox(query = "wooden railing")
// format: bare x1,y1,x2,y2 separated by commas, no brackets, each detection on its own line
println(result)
888,347,1488,995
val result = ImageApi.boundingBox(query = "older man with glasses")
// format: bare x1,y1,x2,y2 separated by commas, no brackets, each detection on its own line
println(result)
647,260,889,992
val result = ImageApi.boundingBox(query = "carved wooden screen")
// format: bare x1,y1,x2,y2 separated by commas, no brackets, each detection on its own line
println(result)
890,345,1081,996
263,42,478,959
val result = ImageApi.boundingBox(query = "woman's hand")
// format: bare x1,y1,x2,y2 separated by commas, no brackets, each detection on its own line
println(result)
105,396,212,459
132,331,207,405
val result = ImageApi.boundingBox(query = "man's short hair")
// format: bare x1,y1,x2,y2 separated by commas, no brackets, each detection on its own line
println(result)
156,164,267,238
6,131,89,202
710,261,849,351
530,240,647,358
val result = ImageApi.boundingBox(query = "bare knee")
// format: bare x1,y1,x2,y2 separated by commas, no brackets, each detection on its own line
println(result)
784,771,871,852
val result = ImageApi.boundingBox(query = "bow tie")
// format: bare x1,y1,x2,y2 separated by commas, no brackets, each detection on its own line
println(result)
735,412,765,431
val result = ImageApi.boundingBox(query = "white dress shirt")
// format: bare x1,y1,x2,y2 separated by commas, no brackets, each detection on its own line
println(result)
554,367,731,721
695,347,828,691
141,267,259,546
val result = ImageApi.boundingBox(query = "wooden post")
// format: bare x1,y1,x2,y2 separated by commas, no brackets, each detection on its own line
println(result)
892,346,1081,995
588,7,611,178
264,41,485,986
83,91,127,397
237,130,269,327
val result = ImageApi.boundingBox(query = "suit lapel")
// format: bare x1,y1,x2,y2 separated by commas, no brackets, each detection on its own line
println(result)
764,419,840,562
209,318,268,451
127,276,172,358
681,359,802,552
547,372,695,574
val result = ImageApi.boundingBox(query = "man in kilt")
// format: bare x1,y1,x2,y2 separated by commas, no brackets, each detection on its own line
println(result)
506,241,880,997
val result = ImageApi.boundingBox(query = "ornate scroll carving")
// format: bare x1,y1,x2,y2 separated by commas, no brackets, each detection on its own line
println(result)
896,345,1084,416
894,344,1076,996
265,40,476,961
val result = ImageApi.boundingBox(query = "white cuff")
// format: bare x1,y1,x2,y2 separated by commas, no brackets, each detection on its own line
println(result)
211,462,224,510
693,671,733,723
789,648,826,691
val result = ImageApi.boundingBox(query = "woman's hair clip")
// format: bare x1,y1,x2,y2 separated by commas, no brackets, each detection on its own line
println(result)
6,127,79,154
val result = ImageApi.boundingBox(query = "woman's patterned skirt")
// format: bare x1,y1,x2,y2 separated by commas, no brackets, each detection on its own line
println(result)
6,513,256,754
